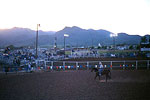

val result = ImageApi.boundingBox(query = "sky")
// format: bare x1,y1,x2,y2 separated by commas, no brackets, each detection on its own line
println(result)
0,0,150,36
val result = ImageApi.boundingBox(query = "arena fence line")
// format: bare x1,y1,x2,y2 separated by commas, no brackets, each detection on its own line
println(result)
1,60,149,73
36,60,150,71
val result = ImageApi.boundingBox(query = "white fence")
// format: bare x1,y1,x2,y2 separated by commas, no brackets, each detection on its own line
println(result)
1,60,149,73
36,60,150,70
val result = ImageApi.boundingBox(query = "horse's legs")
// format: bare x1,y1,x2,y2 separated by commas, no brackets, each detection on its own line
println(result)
95,72,99,80
106,74,108,82
94,75,97,80
108,74,111,79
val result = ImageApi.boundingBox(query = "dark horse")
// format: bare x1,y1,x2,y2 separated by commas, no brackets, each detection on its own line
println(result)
91,67,111,82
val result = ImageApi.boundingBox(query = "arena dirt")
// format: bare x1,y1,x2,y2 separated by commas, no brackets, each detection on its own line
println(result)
0,70,150,100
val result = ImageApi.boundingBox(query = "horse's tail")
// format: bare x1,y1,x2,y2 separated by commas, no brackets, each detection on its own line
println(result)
91,68,94,72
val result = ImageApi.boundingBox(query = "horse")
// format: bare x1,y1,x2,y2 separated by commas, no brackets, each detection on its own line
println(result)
91,67,111,82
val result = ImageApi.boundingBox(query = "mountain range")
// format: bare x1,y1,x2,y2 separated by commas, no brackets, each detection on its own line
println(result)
0,26,142,47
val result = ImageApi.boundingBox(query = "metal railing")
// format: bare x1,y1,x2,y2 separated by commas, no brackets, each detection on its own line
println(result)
36,60,150,70
1,60,149,73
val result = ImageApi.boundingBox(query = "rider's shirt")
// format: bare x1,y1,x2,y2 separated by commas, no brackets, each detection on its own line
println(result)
98,68,103,75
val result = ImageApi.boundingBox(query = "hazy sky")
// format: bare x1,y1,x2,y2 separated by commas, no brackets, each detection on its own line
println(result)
0,0,150,36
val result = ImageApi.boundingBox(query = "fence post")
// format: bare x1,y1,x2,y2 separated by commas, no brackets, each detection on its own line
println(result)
44,61,46,70
51,61,53,66
63,61,65,71
147,60,149,70
110,61,112,70
51,61,53,71
136,61,138,70
123,61,125,70
35,60,38,71
76,62,78,70
87,62,89,70
99,61,101,65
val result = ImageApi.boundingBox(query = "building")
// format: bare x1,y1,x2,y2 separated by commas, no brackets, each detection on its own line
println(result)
140,35,150,52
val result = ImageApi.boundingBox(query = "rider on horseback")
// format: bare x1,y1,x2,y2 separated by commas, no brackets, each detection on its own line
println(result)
91,64,111,82
98,64,104,76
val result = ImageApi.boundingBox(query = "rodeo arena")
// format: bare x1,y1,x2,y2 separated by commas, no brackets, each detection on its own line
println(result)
0,46,150,100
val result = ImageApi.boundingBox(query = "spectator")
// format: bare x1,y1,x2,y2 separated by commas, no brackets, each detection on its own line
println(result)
28,63,31,72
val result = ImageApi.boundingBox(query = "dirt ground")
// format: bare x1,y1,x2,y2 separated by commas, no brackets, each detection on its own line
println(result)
0,70,150,100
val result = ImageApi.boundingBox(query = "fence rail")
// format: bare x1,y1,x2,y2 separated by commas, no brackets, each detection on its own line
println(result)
37,60,150,70
1,60,150,73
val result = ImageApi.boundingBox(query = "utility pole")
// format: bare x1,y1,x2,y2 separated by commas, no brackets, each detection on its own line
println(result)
64,35,66,58
64,34,69,58
54,37,57,52
110,33,117,51
113,36,116,51
35,24,40,59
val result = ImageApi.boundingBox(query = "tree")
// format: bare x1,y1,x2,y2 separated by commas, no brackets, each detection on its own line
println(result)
90,46,94,49
136,45,140,50
97,46,101,49
141,36,147,43
6,45,15,50
102,46,107,49
129,45,133,50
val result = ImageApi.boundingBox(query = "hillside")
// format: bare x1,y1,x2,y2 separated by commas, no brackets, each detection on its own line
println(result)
55,26,141,46
0,27,55,47
0,26,141,47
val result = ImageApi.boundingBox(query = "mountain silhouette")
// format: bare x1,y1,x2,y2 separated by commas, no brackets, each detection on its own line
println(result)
0,27,55,47
0,26,141,47
54,26,141,46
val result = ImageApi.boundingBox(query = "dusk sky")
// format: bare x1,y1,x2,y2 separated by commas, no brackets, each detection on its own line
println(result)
0,0,150,36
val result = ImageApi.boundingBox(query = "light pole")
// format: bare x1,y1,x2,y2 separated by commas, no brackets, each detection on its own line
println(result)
64,34,69,58
110,33,117,51
35,24,40,59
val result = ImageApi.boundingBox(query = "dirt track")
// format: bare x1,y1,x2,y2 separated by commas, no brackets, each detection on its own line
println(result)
0,70,150,100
